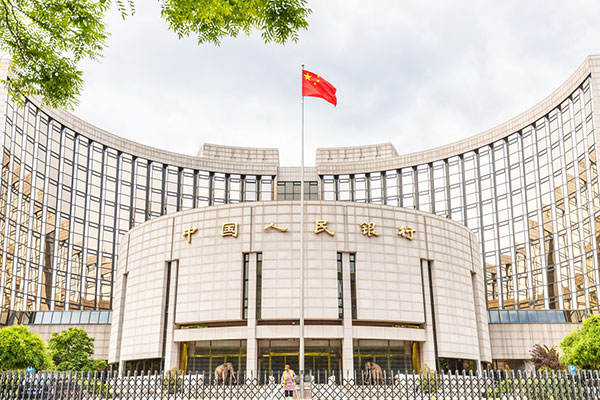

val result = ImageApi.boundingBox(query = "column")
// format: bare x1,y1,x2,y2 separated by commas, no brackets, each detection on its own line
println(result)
164,260,180,370
341,253,354,380
246,253,258,380
420,259,436,370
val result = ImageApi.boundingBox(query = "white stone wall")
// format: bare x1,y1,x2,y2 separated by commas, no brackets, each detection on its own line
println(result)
175,206,248,323
109,217,175,364
426,221,489,362
110,201,490,371
489,323,577,361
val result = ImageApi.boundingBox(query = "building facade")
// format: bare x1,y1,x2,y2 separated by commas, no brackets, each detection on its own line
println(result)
1,55,600,370
108,201,490,376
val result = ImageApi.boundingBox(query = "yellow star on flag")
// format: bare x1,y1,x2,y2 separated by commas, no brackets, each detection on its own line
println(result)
304,73,311,80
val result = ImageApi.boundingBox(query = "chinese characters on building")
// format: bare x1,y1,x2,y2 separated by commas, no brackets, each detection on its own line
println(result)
360,222,380,237
182,226,198,244
264,223,288,232
221,222,239,238
182,221,415,241
314,219,335,236
398,226,416,240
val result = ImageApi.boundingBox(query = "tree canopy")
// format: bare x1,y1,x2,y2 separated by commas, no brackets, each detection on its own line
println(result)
0,325,53,370
560,314,600,369
48,327,105,371
0,0,311,109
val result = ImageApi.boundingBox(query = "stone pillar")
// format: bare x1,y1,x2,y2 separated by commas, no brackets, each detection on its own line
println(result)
164,260,180,370
471,268,491,370
341,253,354,379
246,253,258,380
420,259,436,370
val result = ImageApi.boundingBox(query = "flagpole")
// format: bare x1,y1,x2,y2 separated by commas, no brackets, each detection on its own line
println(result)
299,63,305,399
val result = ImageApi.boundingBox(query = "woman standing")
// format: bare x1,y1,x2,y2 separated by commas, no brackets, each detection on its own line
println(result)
281,364,296,398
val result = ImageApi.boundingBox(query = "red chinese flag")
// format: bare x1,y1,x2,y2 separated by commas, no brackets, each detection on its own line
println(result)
302,69,337,106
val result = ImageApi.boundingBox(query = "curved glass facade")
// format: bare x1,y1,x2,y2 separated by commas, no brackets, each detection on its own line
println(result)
0,61,599,316
322,77,599,313
0,99,274,312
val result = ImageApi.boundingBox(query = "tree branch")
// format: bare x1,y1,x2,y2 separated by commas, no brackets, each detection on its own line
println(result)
0,0,28,60
5,0,48,30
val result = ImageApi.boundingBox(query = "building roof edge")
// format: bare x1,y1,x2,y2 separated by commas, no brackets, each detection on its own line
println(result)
315,55,598,175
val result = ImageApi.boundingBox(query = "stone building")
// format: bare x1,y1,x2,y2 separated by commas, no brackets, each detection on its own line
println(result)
2,55,600,372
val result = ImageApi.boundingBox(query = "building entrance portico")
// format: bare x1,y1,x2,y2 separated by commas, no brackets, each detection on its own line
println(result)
184,340,247,375
257,339,342,382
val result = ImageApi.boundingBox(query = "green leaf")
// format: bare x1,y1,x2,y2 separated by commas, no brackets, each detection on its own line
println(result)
560,314,600,369
160,0,311,45
0,325,53,370
0,0,110,109
48,327,101,371
0,0,311,109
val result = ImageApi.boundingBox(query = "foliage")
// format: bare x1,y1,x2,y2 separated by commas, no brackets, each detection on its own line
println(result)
161,0,310,45
48,327,103,371
486,378,512,398
0,0,119,109
0,325,53,370
560,314,600,369
163,368,182,393
530,344,563,371
81,378,113,398
93,358,108,371
417,365,440,393
485,374,583,399
0,0,310,110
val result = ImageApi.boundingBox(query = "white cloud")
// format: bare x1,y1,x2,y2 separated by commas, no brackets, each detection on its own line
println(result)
75,0,600,166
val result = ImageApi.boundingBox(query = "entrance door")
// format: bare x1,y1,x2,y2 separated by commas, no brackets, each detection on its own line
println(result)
257,339,342,383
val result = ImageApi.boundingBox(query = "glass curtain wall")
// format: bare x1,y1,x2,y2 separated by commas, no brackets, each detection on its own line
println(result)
0,98,275,312
1,76,598,317
322,78,599,314
276,181,318,200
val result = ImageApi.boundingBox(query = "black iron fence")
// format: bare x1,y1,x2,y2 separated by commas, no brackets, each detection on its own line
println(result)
1,369,599,399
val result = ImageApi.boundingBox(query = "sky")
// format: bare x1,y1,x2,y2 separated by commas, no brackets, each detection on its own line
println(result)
74,0,600,166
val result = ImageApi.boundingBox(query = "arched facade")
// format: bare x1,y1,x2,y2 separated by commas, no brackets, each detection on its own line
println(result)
109,201,490,375
1,56,600,368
